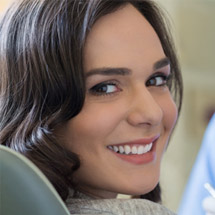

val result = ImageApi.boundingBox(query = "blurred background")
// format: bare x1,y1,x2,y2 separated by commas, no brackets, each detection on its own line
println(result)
0,0,13,14
156,0,215,212
1,0,215,213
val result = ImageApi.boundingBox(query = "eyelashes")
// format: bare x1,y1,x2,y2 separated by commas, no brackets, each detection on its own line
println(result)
88,72,172,97
146,72,172,87
89,81,122,96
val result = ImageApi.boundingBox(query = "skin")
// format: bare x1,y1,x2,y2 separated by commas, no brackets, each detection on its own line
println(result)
57,4,178,198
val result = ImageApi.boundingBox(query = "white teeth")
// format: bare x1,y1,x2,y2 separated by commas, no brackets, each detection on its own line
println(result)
119,146,124,154
148,143,153,151
143,145,148,153
108,143,153,155
124,145,131,154
137,145,144,154
131,146,138,154
108,146,113,150
113,146,119,153
145,144,150,152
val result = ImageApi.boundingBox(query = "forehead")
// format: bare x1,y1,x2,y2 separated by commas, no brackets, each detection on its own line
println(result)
84,4,165,71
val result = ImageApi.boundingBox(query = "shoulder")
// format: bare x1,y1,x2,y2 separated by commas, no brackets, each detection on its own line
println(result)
66,198,176,215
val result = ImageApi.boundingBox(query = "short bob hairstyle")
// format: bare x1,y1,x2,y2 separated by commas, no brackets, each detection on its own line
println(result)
0,0,183,202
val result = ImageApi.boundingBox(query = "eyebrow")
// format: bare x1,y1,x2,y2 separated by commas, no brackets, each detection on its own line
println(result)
85,57,170,78
85,67,131,78
153,57,170,70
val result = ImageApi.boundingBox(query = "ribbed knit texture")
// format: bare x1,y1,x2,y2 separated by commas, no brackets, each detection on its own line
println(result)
66,190,176,215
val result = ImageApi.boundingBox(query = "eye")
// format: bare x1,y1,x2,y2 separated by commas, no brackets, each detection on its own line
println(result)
89,81,121,96
146,73,170,87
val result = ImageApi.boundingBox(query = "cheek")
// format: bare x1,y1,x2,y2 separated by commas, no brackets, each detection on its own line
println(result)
66,102,126,144
161,93,178,132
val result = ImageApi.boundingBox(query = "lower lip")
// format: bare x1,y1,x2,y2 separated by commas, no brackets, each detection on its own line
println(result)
110,142,157,165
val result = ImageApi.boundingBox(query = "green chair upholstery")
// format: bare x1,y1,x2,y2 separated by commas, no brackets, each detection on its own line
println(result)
0,145,70,215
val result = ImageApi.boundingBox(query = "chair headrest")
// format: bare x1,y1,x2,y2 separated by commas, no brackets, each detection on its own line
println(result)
0,145,70,215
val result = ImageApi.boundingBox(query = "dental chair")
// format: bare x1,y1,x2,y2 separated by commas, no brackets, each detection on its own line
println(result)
0,145,70,215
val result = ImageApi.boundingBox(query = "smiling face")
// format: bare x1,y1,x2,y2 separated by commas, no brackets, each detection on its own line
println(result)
57,4,178,198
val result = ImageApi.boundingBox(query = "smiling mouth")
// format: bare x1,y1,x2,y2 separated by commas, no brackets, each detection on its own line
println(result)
107,136,159,165
107,143,153,155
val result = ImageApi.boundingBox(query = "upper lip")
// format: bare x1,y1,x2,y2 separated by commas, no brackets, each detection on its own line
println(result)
109,134,160,147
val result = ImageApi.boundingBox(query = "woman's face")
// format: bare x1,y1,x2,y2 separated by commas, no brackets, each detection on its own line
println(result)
58,4,177,198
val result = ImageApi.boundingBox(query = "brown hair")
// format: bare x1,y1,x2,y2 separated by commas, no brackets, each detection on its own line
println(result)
0,0,182,202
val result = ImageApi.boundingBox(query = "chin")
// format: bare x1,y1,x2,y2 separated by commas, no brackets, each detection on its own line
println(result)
128,175,160,196
118,180,159,197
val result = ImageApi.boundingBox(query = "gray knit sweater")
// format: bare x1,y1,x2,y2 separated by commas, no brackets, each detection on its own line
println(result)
66,191,176,215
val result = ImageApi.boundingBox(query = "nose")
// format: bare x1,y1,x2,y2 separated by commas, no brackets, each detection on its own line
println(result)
126,87,163,127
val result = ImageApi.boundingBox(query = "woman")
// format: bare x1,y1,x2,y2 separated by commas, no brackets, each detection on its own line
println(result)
0,0,183,214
